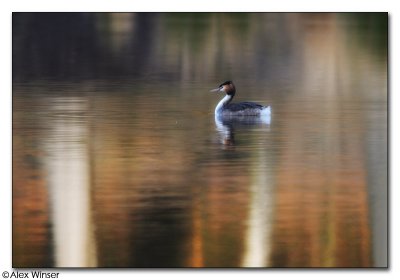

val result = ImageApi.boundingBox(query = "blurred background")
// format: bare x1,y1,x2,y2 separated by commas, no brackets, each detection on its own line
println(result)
12,13,387,267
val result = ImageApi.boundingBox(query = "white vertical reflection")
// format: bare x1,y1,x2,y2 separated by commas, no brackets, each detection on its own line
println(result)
215,115,274,267
44,96,97,267
242,149,274,267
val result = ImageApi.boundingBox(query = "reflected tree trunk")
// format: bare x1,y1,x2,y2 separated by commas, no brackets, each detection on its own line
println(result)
44,96,97,267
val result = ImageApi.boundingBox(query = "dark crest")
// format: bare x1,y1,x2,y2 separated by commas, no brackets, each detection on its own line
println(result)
219,81,232,87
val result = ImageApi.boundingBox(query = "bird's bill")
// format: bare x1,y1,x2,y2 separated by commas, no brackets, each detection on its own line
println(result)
210,87,221,92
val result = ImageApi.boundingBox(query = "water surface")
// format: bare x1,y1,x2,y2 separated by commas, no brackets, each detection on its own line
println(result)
12,13,387,268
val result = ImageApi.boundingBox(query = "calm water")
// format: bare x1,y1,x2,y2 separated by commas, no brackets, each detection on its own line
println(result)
12,13,387,268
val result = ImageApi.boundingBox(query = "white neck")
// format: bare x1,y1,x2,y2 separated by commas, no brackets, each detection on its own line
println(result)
215,94,233,115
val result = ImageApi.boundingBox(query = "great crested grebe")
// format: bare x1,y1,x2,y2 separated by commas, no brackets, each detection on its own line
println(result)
210,81,271,117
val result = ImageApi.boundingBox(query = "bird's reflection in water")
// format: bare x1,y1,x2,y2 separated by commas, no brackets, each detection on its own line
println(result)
214,114,271,148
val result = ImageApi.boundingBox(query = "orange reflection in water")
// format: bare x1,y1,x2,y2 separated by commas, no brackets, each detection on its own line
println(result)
13,135,52,267
12,13,386,268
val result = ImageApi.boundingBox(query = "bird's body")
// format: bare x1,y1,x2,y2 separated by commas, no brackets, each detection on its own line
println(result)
210,81,271,117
